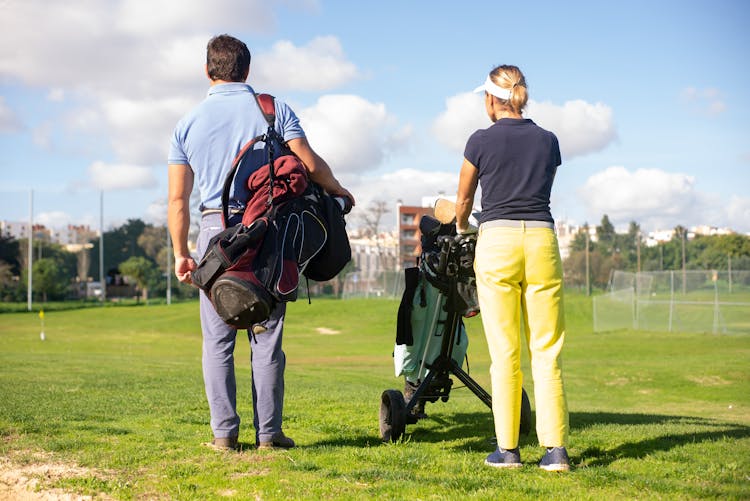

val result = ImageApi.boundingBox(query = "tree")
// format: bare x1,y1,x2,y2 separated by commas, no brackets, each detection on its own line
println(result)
137,225,167,262
358,200,390,237
119,256,159,303
0,233,21,275
595,215,616,256
569,224,590,252
88,218,148,279
32,258,68,302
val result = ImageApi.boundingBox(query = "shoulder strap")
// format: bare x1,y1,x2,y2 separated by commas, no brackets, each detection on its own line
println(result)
221,135,264,227
254,93,276,129
220,93,280,226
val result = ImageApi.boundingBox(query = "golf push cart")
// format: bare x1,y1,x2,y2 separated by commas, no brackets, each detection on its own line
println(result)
379,211,532,442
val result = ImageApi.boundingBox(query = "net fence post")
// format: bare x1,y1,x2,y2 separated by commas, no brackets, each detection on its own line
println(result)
668,270,674,332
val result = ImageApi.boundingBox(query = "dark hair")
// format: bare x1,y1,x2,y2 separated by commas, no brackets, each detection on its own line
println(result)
206,34,251,82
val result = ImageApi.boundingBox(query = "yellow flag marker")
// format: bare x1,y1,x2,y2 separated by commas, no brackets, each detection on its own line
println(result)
39,309,46,341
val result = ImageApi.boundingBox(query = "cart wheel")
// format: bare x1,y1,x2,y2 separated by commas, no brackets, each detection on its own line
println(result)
379,389,406,442
520,388,532,436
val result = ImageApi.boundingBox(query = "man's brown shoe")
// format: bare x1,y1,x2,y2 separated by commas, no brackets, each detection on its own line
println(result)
203,436,239,451
257,431,295,450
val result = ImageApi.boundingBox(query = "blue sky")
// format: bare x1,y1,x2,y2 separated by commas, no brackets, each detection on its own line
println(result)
1,0,748,234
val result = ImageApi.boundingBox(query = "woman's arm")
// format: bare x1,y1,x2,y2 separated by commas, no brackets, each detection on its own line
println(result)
456,158,478,233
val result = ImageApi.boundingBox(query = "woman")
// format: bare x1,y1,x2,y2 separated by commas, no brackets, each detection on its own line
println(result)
455,65,570,471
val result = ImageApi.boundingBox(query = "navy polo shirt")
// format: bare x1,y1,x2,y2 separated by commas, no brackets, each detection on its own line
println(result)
168,83,305,209
464,118,561,224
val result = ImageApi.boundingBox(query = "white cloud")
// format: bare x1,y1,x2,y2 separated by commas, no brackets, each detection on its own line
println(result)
0,2,357,171
98,96,196,165
0,1,314,89
36,211,72,229
681,86,726,116
0,96,23,133
114,0,274,37
346,168,460,230
430,93,617,160
526,100,617,159
0,2,112,88
88,161,157,191
253,37,360,92
144,198,168,226
727,196,750,233
579,166,699,229
431,92,488,152
32,121,53,149
298,94,412,173
47,89,65,102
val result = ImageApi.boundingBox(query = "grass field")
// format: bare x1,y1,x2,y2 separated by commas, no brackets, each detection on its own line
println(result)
1,293,749,500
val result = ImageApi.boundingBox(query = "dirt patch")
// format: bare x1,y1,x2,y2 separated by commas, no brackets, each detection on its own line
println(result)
0,454,112,501
315,327,340,335
687,375,731,386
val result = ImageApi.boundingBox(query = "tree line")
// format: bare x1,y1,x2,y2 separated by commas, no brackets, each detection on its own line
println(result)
2,214,749,302
0,219,197,303
562,215,750,290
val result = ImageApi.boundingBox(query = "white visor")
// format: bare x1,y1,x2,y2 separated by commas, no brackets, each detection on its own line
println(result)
473,76,512,100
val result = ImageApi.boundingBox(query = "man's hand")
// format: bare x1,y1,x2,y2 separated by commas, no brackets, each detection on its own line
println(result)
456,223,478,235
175,255,197,285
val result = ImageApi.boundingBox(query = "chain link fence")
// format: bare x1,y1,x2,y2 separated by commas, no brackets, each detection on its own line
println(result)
340,270,404,299
593,270,750,334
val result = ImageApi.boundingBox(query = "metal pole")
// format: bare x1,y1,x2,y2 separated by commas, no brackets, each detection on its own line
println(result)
728,254,732,294
585,229,590,296
712,270,719,334
668,270,674,332
636,230,641,273
99,190,106,304
659,244,663,271
681,228,687,295
27,189,33,311
166,229,172,305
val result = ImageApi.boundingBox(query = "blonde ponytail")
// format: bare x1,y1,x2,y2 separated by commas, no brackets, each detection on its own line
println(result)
489,65,528,114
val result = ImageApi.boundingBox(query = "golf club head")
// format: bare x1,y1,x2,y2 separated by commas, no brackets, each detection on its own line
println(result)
434,198,457,224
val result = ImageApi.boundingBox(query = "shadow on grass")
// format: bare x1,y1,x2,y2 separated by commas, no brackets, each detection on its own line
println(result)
308,409,750,465
572,412,750,467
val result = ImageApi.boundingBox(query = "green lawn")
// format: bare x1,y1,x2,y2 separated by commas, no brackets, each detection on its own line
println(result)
0,293,749,500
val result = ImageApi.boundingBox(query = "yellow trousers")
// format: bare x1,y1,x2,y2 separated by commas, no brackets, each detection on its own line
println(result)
474,225,568,449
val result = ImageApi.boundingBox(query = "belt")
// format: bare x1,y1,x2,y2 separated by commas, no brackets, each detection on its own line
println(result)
201,208,244,217
480,219,555,230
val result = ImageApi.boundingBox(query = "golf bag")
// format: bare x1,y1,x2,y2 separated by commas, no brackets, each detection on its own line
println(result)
394,215,477,384
380,215,532,442
192,93,351,329
394,267,469,382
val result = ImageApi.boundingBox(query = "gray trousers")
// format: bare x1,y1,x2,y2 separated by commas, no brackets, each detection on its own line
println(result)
197,213,286,443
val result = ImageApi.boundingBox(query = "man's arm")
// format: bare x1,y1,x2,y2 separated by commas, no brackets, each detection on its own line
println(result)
167,163,197,284
287,137,355,206
456,158,479,233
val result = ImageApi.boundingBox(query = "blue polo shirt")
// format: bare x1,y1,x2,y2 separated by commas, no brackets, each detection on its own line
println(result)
168,82,305,209
464,118,561,224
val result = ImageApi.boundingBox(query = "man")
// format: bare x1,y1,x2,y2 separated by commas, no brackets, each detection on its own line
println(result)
168,34,354,451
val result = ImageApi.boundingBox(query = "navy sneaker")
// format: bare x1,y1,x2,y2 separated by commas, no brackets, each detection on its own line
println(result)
539,447,570,472
484,447,522,468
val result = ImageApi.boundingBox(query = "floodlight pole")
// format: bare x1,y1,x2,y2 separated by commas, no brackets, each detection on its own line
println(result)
681,228,687,295
636,230,641,274
27,189,33,311
99,190,106,304
728,254,732,294
585,228,590,296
